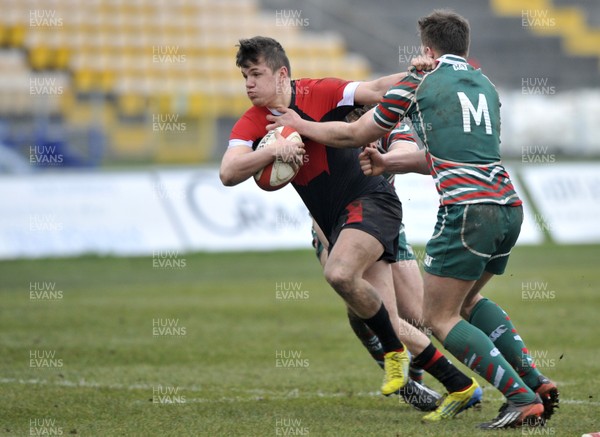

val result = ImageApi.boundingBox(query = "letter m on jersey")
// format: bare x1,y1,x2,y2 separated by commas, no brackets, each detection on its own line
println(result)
457,92,492,135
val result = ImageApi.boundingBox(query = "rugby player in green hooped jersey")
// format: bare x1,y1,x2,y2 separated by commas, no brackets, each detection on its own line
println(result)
221,36,483,418
267,9,558,430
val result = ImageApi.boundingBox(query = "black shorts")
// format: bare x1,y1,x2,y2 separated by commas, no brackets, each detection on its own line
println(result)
329,190,402,263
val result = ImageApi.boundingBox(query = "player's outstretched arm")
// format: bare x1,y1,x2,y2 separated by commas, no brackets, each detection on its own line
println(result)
385,139,429,174
220,132,305,186
355,57,436,105
266,107,386,149
387,148,429,175
360,147,429,176
354,72,407,105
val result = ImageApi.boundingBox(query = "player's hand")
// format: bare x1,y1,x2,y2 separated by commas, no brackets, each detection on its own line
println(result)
411,55,437,72
359,145,386,177
272,129,305,168
266,107,303,132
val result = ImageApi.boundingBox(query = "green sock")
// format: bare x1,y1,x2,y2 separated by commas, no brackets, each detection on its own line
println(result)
469,298,543,390
444,319,536,404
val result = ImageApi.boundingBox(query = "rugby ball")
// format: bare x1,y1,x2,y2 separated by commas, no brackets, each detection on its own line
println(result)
254,126,302,191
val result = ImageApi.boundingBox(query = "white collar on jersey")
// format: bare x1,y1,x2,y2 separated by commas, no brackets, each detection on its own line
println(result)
436,54,468,65
267,107,283,116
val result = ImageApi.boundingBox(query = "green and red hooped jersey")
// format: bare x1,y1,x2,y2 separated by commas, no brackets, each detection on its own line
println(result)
374,55,522,207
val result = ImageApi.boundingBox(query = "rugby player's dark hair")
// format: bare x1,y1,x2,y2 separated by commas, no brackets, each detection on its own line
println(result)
418,10,470,57
235,36,291,77
345,104,375,123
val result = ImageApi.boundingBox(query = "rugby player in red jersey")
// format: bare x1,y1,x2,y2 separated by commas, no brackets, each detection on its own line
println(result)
221,36,479,413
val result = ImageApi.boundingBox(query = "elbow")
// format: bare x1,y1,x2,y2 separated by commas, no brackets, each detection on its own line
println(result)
219,168,237,187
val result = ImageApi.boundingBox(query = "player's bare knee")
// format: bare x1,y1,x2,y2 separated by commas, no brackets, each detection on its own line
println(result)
460,306,472,320
324,264,356,297
423,317,445,341
324,270,353,296
461,293,483,320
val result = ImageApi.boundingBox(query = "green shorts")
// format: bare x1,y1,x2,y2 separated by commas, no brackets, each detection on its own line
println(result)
396,223,416,262
424,204,523,281
311,226,325,260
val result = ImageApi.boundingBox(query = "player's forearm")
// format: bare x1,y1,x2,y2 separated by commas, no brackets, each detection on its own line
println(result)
374,72,408,97
383,149,429,175
219,148,275,186
296,118,358,148
357,72,408,105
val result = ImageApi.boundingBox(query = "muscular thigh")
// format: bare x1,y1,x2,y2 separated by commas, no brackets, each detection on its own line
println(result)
325,228,383,278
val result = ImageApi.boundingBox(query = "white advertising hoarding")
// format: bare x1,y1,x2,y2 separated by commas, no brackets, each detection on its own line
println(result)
520,163,600,244
0,172,183,259
155,169,313,251
505,165,544,245
1,163,593,260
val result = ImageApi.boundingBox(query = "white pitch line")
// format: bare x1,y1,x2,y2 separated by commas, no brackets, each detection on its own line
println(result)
0,377,203,392
2,377,599,406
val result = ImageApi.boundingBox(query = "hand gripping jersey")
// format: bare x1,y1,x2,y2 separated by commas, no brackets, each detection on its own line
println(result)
230,78,395,237
373,55,522,207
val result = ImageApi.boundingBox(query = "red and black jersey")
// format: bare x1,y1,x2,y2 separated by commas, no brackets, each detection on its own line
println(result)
230,78,394,237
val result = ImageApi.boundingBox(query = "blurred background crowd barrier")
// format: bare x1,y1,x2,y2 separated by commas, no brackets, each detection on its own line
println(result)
0,0,598,258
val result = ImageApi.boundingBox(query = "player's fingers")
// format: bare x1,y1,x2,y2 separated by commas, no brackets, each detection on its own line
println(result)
265,122,278,131
411,55,436,71
363,147,376,156
294,150,304,167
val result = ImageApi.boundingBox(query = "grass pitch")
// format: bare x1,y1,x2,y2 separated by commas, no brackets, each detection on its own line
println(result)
1,244,599,436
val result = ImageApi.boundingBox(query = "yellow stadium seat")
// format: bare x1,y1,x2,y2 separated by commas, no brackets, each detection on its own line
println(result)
53,47,71,70
74,69,95,94
118,93,147,117
28,46,52,70
8,24,26,48
0,23,7,46
110,125,153,157
151,94,175,114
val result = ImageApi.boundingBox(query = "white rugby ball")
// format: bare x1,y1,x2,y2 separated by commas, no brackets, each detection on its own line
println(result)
254,126,302,191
